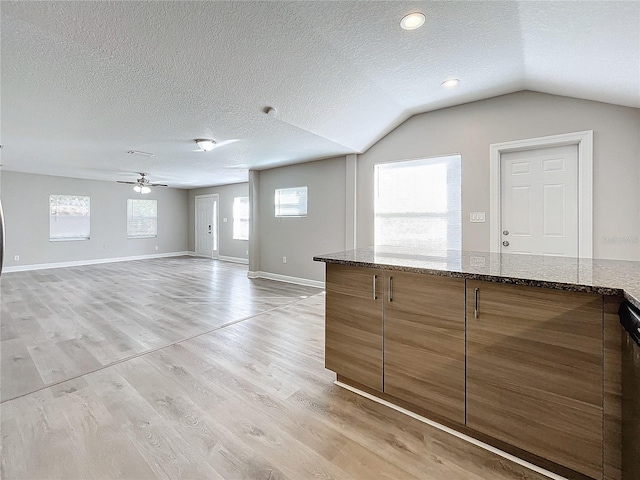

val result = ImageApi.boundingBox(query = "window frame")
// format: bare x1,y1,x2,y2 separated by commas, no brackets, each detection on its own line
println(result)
49,194,91,242
374,154,462,251
232,196,250,241
274,186,308,218
127,198,158,239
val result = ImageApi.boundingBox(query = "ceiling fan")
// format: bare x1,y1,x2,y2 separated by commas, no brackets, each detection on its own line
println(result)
194,138,239,152
117,173,167,193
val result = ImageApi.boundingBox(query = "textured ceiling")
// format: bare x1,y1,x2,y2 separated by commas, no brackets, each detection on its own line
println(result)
1,1,639,188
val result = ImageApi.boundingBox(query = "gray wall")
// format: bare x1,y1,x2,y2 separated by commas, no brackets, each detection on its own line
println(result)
357,91,640,260
187,182,249,260
256,156,346,282
1,171,188,268
4,91,638,278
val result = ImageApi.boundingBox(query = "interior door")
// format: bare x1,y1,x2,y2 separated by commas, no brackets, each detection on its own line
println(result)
195,195,218,258
501,144,578,256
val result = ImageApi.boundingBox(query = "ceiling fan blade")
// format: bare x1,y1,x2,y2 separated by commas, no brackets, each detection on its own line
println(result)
117,181,137,185
214,139,239,148
148,183,168,187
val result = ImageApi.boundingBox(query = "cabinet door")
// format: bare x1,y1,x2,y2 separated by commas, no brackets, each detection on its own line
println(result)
384,272,465,423
466,280,603,479
325,263,383,391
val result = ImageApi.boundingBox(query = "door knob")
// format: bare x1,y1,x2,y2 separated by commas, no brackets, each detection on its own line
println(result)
502,240,510,247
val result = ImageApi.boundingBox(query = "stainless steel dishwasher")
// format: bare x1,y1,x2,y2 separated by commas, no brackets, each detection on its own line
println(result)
620,302,640,479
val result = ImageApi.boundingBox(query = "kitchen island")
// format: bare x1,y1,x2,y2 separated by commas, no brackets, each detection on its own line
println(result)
314,247,640,480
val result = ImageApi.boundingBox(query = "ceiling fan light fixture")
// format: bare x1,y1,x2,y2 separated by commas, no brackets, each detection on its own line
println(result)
441,78,460,88
400,12,425,30
140,186,151,194
195,139,216,151
133,185,142,193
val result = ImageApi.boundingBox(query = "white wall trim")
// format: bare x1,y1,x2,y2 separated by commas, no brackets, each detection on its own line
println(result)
3,251,191,273
218,255,249,265
489,130,593,258
247,270,324,289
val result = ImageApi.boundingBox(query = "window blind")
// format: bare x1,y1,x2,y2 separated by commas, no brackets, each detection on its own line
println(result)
127,199,157,238
275,186,308,217
49,194,90,241
374,155,461,251
233,196,249,240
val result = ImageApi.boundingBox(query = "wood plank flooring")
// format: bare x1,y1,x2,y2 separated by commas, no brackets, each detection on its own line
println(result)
1,257,320,402
2,258,551,479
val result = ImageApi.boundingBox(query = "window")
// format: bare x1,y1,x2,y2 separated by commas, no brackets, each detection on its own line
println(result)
374,155,461,251
127,199,157,238
275,186,308,217
49,195,90,241
233,196,250,240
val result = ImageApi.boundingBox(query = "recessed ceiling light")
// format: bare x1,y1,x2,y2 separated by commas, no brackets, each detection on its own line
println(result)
400,12,425,30
441,79,460,88
195,139,216,151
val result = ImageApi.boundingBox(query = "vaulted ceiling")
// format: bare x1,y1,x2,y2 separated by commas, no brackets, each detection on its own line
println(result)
2,1,639,188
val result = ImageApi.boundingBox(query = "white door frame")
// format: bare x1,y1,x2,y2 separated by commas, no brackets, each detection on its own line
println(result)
194,194,219,259
489,131,593,258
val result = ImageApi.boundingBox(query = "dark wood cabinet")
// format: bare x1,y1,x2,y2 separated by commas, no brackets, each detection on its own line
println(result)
325,263,384,391
465,280,604,479
384,272,465,423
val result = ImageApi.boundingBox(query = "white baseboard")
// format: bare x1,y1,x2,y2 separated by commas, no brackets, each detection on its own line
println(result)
218,255,249,265
187,252,248,265
334,381,566,480
3,251,192,273
247,270,324,289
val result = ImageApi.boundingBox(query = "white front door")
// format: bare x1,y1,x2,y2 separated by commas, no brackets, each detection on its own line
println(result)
195,195,218,258
501,144,578,256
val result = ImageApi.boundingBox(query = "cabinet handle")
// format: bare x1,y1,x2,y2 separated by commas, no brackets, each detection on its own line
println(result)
373,275,377,300
474,288,479,318
388,276,393,302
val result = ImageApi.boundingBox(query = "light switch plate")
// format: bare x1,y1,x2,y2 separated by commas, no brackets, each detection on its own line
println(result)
223,218,228,223
470,212,486,223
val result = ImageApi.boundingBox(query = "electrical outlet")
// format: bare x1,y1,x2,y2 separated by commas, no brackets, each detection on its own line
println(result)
14,255,19,261
282,256,287,264
155,245,159,251
223,217,228,223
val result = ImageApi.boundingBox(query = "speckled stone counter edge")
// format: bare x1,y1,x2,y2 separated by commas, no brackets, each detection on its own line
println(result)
313,255,640,312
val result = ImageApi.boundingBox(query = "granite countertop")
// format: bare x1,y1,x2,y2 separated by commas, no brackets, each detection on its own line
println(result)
313,247,640,310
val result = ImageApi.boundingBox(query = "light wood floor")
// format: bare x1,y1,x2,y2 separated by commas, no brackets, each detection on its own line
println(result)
0,257,320,402
1,259,549,479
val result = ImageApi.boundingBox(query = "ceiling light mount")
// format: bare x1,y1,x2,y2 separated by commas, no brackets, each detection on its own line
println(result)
264,106,278,117
400,12,425,30
195,139,216,151
441,78,460,88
